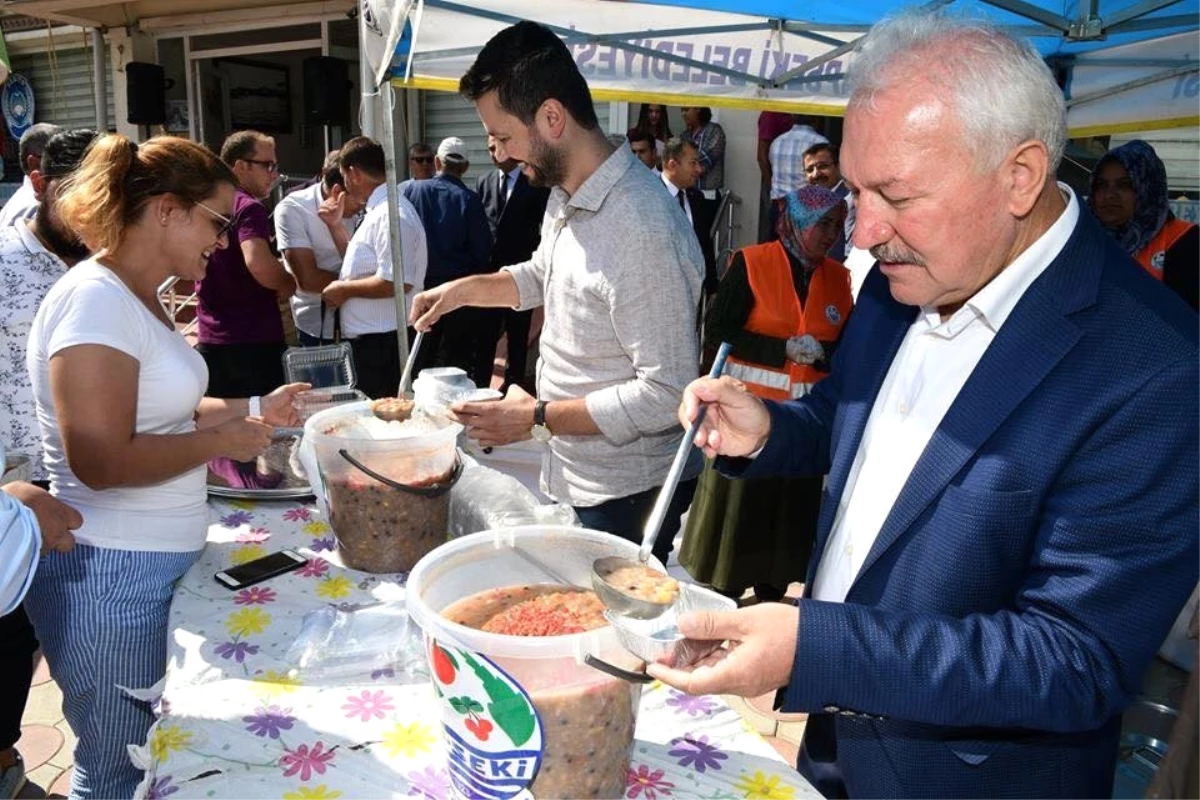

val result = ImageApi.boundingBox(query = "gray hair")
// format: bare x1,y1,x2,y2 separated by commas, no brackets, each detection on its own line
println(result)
19,123,62,174
847,12,1066,172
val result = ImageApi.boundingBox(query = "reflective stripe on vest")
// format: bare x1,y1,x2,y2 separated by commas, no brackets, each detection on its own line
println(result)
725,361,813,399
1136,218,1196,279
724,241,852,401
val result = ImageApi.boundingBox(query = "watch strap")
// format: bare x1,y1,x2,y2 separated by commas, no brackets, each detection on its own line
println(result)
533,399,548,428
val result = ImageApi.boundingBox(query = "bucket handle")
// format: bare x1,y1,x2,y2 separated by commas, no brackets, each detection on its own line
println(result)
337,450,464,497
583,654,653,684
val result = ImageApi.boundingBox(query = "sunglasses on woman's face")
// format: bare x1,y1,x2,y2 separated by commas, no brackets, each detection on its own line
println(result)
193,201,235,241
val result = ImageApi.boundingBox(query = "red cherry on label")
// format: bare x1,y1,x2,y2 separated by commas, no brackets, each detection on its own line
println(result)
465,717,493,741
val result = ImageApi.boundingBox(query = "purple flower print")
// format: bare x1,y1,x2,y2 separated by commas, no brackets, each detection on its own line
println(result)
407,766,451,800
214,641,260,663
146,775,178,799
665,690,717,717
220,510,254,527
668,734,728,773
243,706,296,739
283,507,313,522
627,764,674,799
297,558,330,578
310,536,336,553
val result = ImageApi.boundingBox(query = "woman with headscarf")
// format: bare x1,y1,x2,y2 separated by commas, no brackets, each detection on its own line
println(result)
1090,139,1198,310
680,185,851,603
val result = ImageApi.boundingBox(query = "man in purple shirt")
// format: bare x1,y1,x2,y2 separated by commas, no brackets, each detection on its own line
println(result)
195,130,296,397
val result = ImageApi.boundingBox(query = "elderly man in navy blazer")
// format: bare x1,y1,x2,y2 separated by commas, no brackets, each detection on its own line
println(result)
651,12,1199,799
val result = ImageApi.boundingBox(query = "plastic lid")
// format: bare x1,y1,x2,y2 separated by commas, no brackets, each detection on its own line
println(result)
282,343,357,390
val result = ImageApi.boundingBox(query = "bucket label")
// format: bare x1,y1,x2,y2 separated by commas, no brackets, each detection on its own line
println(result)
428,637,543,800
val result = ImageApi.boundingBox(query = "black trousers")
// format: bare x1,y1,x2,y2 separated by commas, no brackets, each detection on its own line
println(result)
573,479,698,566
0,605,37,750
349,332,401,400
196,342,287,399
415,308,500,389
501,309,534,389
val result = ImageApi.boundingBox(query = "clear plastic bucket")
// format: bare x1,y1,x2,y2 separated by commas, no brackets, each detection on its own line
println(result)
300,402,463,573
406,526,652,800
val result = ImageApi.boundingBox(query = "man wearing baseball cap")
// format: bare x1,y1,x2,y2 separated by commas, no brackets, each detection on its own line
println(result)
403,136,495,386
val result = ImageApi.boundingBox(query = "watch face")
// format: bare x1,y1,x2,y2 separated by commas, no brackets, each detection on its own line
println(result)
531,424,552,444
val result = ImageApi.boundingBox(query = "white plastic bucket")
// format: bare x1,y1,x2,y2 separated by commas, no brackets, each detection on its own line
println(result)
406,526,653,799
299,402,463,573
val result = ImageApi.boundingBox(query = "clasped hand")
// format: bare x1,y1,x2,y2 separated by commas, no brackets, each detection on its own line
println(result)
786,334,824,365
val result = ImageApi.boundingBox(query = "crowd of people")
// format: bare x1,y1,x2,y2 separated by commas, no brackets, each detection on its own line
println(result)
0,8,1195,800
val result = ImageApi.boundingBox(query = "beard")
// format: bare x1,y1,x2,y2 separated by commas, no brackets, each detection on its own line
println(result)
522,129,566,188
36,202,90,263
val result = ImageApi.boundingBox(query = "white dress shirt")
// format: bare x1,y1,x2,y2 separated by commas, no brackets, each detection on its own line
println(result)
660,172,693,225
274,183,359,339
0,177,38,228
339,183,427,337
813,185,1080,603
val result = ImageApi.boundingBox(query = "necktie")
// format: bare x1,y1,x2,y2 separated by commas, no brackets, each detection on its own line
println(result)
677,190,687,210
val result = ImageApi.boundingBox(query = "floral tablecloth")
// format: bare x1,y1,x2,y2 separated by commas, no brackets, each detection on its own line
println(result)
133,495,819,800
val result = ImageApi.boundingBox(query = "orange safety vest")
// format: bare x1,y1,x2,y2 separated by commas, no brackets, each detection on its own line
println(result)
1136,218,1196,279
724,241,853,401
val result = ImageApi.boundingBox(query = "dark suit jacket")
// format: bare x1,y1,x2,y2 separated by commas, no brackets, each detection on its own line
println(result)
721,208,1199,798
475,168,550,271
682,187,719,293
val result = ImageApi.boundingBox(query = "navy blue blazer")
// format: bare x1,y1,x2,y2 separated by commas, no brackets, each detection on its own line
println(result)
723,208,1199,798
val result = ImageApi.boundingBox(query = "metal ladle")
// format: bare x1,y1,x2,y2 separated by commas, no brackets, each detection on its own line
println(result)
592,342,734,619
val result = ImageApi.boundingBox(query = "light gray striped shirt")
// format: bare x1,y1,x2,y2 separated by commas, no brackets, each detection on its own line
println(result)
504,145,704,506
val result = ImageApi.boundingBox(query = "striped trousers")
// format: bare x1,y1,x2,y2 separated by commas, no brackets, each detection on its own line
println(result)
24,544,200,800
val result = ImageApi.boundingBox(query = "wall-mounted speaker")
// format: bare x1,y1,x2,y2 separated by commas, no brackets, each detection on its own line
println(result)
303,56,350,126
126,61,168,126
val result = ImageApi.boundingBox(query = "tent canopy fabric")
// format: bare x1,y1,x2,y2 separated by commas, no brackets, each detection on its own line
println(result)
387,0,1199,134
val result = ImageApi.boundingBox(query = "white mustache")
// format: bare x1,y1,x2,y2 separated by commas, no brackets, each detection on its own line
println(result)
871,244,926,266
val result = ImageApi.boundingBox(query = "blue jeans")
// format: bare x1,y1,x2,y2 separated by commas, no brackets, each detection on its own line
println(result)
573,479,698,566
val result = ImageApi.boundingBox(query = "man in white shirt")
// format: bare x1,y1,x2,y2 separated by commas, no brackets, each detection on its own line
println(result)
0,124,59,228
274,152,363,345
767,116,827,202
651,13,1197,800
323,137,427,399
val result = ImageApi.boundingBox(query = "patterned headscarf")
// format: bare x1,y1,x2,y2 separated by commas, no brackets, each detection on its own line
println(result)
1090,140,1170,257
774,185,847,265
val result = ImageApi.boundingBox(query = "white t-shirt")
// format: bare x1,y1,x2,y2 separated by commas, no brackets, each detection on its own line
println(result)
0,178,38,228
0,221,68,481
339,183,427,337
274,183,358,339
28,259,210,552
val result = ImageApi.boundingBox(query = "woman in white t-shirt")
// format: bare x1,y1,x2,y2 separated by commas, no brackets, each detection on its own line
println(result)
24,134,305,800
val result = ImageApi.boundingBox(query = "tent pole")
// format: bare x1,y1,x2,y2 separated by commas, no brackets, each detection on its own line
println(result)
380,81,411,394
359,0,379,141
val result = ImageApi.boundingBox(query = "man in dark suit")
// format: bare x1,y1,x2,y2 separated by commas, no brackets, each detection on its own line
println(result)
476,134,550,392
661,136,718,296
650,13,1198,799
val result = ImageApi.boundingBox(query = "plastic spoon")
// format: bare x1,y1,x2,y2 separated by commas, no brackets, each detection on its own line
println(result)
592,342,734,619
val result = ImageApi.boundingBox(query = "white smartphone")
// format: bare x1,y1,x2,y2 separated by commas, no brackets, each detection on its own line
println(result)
214,549,307,590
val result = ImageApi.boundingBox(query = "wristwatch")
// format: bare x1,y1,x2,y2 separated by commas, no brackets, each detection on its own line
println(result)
531,399,552,443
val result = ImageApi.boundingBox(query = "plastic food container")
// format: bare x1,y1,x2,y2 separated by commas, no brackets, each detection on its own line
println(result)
299,402,463,573
293,388,369,423
282,342,357,390
407,526,652,800
605,583,735,666
413,367,477,411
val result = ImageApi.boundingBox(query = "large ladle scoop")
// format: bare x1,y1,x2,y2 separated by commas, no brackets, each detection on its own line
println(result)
591,342,733,620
